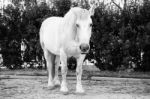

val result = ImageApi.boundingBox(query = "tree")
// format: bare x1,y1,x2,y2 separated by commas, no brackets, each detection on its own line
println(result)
1,4,22,69
89,1,150,71
54,0,72,16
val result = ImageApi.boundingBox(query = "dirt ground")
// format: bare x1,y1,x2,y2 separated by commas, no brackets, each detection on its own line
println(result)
0,70,150,99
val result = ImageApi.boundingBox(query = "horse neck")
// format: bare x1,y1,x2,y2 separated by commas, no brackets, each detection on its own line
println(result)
67,26,77,41
63,11,77,41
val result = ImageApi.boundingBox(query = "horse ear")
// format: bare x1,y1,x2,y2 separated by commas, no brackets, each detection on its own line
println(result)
88,0,98,16
89,5,96,16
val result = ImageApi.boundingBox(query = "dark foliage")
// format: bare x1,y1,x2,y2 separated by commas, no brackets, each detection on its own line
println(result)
87,0,150,71
0,0,150,71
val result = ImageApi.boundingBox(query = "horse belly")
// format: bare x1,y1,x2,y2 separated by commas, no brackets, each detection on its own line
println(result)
44,33,60,55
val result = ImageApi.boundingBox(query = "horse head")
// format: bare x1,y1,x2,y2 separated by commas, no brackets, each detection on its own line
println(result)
64,7,95,54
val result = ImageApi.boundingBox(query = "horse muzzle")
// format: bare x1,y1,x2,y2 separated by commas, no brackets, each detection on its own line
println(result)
79,43,90,54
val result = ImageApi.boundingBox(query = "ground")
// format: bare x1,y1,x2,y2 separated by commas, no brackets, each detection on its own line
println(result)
0,69,150,99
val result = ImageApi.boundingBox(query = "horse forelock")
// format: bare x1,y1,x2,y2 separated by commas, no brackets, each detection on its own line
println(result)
78,9,90,21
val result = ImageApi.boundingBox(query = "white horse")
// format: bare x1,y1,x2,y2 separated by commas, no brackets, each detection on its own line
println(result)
39,6,95,94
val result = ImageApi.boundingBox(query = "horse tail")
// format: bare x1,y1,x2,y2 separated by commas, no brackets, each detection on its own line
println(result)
39,23,45,50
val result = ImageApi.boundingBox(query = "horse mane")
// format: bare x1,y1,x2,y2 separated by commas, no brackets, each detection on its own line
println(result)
63,7,90,25
62,7,90,39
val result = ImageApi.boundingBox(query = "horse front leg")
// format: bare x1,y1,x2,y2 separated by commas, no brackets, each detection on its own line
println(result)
76,55,85,93
60,50,68,94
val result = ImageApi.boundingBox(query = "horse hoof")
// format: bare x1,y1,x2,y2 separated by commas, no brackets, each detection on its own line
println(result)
60,88,69,95
75,89,85,95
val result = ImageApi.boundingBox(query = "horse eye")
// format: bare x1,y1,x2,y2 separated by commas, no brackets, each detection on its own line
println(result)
76,24,79,28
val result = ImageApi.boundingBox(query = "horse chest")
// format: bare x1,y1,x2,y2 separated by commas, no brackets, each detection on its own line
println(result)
63,41,80,58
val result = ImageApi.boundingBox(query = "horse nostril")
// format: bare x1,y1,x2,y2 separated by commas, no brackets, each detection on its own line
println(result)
86,45,90,51
80,44,90,52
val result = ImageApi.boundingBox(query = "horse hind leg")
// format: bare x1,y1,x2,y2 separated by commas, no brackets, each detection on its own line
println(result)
43,49,56,89
53,55,61,87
